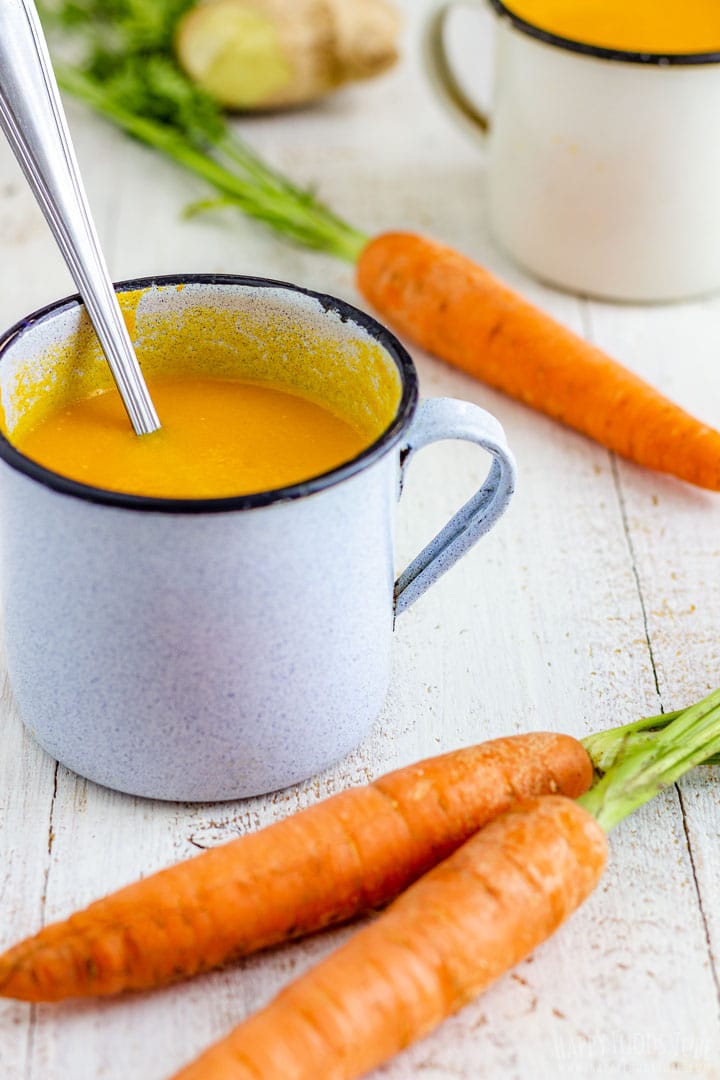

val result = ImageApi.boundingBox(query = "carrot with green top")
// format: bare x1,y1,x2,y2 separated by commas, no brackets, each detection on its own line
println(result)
38,44,720,492
0,732,591,1002
357,233,720,492
171,686,720,1080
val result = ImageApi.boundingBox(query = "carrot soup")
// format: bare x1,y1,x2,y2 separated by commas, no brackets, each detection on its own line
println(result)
14,376,369,499
2,286,403,500
505,0,720,54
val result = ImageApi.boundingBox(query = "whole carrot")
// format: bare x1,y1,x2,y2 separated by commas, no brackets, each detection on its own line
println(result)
47,65,720,491
172,796,607,1080
357,232,720,491
39,38,720,491
171,686,720,1080
0,732,591,1002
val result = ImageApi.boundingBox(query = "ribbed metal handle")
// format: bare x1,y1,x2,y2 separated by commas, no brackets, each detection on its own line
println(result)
0,0,160,435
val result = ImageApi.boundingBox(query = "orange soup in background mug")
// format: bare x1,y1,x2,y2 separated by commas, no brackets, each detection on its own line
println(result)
503,1,720,54
424,0,720,301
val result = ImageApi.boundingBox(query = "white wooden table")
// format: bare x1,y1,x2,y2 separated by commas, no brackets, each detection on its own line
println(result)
2,2,720,1077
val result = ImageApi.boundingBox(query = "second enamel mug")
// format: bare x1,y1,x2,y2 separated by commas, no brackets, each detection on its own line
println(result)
425,0,720,301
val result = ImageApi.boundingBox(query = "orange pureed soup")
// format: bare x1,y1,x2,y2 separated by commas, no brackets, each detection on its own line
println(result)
2,287,403,500
14,376,370,499
506,0,720,54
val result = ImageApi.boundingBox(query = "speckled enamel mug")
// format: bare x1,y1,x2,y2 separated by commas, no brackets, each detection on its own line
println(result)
0,275,515,802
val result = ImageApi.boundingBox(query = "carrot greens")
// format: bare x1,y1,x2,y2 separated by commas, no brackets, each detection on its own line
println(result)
580,686,720,831
39,0,368,261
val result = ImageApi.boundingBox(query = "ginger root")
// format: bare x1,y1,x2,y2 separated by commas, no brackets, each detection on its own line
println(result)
175,0,401,110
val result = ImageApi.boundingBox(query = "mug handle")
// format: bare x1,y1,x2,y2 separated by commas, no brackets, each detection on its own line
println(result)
423,0,493,139
394,398,516,616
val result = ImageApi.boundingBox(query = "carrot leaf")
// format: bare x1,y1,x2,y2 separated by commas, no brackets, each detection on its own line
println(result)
582,709,684,773
38,3,369,262
579,687,720,831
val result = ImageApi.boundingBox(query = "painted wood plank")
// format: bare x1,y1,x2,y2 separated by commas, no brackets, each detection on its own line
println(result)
583,294,720,1011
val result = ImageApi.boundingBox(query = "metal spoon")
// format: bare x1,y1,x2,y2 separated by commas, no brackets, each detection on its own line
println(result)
0,0,160,436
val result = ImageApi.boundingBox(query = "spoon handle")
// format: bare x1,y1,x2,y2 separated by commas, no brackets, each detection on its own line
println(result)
0,0,160,435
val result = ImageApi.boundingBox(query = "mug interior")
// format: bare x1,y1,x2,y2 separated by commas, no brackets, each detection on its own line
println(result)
490,0,720,66
0,275,417,512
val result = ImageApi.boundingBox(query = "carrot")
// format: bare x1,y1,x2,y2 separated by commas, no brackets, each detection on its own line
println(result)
171,796,607,1080
356,232,720,491
48,59,720,490
0,732,591,1003
40,38,720,491
170,685,720,1080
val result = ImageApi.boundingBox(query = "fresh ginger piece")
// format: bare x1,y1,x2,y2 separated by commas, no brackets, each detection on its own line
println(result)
175,0,401,110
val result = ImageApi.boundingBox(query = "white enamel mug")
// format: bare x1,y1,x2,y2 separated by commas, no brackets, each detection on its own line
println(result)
425,0,720,301
0,276,515,801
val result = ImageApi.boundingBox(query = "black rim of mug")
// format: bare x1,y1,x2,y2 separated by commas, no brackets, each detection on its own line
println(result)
0,273,419,514
489,0,720,66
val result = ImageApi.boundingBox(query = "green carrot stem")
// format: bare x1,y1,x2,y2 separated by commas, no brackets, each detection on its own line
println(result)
57,65,369,263
216,133,293,193
579,687,720,831
582,709,683,773
583,705,720,772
